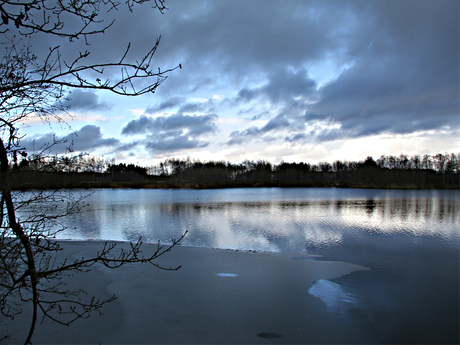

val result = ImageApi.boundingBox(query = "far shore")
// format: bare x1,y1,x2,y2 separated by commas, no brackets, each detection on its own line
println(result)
7,167,460,191
3,240,370,344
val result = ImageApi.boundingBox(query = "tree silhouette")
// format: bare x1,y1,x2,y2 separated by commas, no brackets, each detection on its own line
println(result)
0,1,183,343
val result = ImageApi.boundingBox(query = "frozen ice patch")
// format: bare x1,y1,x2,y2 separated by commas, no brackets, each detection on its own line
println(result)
217,273,239,277
308,279,357,315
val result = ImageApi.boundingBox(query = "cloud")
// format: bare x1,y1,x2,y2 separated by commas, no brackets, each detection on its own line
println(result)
62,90,112,111
145,97,187,113
226,0,459,146
261,115,291,132
121,114,218,136
301,0,459,140
17,0,459,161
236,68,316,105
120,113,218,153
145,136,209,152
120,116,153,135
228,127,260,146
145,97,218,116
304,57,459,141
113,141,140,153
21,125,119,154
227,114,292,145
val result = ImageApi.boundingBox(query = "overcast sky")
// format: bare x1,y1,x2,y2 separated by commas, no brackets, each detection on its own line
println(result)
22,0,459,165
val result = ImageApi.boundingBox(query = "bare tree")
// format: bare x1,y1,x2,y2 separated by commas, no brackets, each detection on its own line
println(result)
0,1,183,343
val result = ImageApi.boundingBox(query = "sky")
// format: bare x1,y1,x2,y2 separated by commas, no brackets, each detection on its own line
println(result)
20,0,460,166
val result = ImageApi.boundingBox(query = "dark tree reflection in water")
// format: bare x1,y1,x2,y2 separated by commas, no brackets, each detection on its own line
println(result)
17,187,460,344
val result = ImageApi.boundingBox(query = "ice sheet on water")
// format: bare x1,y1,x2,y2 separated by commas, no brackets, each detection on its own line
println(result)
308,279,357,315
216,273,239,277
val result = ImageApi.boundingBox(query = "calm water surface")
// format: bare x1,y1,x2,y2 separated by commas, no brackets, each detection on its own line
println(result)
44,188,458,253
17,187,460,343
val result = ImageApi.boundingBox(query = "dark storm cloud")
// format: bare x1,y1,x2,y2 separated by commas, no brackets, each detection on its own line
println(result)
71,125,119,150
145,97,187,113
146,97,218,116
301,0,459,141
264,69,316,103
20,0,459,153
235,68,317,105
145,136,209,152
227,67,319,145
121,114,218,136
121,113,218,153
120,116,152,135
228,114,291,145
62,90,112,111
228,127,259,146
155,1,348,75
21,125,119,154
226,0,459,145
285,133,308,143
114,141,140,152
178,101,212,114
262,115,291,132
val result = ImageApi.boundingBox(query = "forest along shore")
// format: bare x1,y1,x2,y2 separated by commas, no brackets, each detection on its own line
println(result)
7,154,460,190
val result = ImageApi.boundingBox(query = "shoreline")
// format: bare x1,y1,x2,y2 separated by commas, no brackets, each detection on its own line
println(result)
7,169,460,190
9,182,460,191
3,241,370,344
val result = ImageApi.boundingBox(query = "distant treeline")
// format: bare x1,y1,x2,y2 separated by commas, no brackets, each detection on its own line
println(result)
7,153,460,190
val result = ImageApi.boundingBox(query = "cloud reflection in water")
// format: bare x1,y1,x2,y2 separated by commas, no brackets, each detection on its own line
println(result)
17,188,459,256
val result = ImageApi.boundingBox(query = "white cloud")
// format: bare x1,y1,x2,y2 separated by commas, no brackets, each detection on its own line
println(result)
128,108,145,116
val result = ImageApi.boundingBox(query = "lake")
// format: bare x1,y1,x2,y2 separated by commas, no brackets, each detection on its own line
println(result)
17,187,460,343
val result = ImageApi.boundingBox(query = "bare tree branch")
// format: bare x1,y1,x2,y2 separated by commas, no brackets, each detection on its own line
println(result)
0,1,183,343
